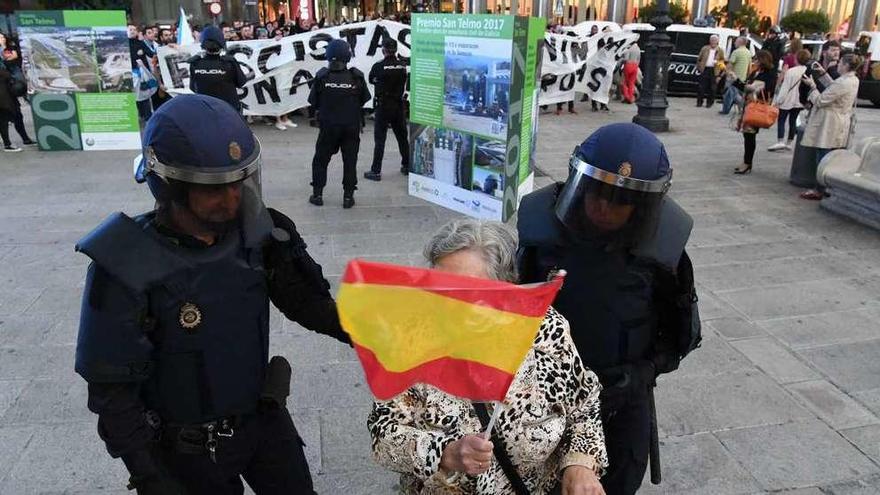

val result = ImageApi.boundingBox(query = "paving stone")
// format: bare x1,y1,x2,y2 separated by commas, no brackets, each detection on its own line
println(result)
637,433,760,495
313,468,400,494
696,255,863,292
787,380,879,430
0,425,35,483
688,239,829,268
707,317,768,341
693,286,740,320
841,424,880,464
0,380,27,420
759,305,880,350
0,345,76,381
853,388,880,418
717,279,877,320
671,333,753,380
730,338,820,384
655,370,811,437
290,361,373,409
0,313,63,347
821,475,880,494
798,339,880,393
716,420,879,491
0,422,129,494
289,407,323,474
271,329,353,368
319,403,376,474
0,379,91,427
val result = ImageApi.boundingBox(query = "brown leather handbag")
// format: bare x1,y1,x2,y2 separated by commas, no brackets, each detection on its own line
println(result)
742,99,779,129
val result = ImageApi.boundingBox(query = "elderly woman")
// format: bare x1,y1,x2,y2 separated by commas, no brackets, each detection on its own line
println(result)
799,53,862,200
368,219,608,495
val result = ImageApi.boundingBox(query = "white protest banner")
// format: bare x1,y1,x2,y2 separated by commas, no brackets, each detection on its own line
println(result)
157,20,410,116
539,30,639,105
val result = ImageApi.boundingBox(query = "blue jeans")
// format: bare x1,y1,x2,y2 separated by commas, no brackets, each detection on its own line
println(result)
721,84,742,115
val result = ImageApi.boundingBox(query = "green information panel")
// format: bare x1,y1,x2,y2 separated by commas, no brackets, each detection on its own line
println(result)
17,10,140,151
408,14,543,222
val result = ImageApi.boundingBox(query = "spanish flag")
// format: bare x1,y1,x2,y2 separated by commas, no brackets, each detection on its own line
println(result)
338,260,563,401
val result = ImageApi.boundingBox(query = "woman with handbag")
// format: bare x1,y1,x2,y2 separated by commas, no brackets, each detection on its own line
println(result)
798,53,862,200
768,49,809,152
734,50,778,175
368,220,608,495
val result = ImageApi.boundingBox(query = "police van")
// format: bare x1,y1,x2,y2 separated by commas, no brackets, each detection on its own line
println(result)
622,23,758,95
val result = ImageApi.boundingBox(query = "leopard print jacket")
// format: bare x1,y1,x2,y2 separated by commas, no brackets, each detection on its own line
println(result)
367,307,607,494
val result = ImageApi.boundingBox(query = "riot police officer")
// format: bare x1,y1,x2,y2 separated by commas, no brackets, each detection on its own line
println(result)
189,25,247,112
364,38,410,181
308,39,371,208
74,94,350,495
517,123,701,495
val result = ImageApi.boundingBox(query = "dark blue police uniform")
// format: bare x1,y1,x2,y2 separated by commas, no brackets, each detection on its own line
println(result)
518,124,701,495
365,39,410,179
189,26,247,113
75,95,350,495
307,39,371,208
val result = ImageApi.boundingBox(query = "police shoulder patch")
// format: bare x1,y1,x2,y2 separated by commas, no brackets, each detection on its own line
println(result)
179,302,202,330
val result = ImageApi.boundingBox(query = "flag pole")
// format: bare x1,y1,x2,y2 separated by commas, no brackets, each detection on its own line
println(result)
482,401,504,437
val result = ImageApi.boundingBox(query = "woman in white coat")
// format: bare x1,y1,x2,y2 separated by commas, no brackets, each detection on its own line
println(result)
799,53,862,200
768,49,809,151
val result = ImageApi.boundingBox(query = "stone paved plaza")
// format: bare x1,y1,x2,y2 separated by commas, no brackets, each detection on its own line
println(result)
0,98,879,494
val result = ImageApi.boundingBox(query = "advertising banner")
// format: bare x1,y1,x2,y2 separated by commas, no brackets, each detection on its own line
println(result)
17,10,140,151
408,15,543,222
157,20,411,117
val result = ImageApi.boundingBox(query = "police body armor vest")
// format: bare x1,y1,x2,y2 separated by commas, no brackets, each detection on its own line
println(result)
316,67,364,127
518,184,695,372
76,212,269,425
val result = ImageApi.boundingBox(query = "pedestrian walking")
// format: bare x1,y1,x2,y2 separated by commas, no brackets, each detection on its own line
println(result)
74,94,350,495
799,53,862,200
307,39,371,208
189,26,248,113
735,50,778,175
365,39,410,181
769,49,809,152
696,35,725,108
621,42,641,104
518,123,701,495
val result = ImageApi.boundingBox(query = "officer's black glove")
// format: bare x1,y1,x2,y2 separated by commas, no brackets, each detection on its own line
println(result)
122,444,186,495
263,208,331,298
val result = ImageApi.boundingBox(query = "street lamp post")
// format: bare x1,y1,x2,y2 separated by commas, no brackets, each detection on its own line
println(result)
632,0,673,133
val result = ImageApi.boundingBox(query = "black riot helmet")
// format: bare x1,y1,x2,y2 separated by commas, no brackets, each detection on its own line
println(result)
132,94,272,246
555,123,672,247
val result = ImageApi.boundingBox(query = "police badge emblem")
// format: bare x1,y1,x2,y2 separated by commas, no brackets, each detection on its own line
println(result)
618,162,633,177
228,141,242,161
179,302,202,330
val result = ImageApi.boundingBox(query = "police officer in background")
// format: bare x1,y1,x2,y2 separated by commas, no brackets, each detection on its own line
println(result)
189,26,248,113
517,123,701,495
74,95,350,495
364,38,410,181
308,39,371,208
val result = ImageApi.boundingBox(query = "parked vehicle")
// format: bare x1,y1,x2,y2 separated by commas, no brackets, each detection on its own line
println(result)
621,23,759,95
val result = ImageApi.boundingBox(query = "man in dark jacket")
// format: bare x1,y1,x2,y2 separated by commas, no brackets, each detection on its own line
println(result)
189,26,248,113
364,38,410,181
307,39,371,208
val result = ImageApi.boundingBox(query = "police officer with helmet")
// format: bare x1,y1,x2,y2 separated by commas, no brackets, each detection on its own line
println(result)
74,94,350,495
517,123,701,495
308,38,371,208
364,38,410,181
189,26,248,113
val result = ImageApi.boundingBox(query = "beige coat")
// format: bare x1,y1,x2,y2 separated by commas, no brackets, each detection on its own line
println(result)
773,65,806,110
801,72,859,149
697,45,726,74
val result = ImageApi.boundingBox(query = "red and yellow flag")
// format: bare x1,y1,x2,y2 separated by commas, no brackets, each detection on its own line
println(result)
337,260,563,401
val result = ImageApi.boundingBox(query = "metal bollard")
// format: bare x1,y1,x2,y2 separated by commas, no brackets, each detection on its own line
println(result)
789,126,818,188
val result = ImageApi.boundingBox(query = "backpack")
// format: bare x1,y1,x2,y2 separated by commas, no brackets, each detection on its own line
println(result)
654,249,702,373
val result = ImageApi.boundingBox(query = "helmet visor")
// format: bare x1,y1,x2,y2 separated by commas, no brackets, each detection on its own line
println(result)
555,152,671,244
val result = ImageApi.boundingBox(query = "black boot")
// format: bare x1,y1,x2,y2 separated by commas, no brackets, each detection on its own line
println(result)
309,188,323,206
364,170,381,181
400,164,409,175
342,194,355,209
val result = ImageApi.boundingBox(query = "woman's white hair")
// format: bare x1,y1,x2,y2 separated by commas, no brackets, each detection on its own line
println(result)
423,219,519,283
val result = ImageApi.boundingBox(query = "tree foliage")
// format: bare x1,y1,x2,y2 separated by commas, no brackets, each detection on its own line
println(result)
709,3,760,33
780,10,832,36
639,1,690,24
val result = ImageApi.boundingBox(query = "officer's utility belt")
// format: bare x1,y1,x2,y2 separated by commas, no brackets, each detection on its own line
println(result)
162,414,252,462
